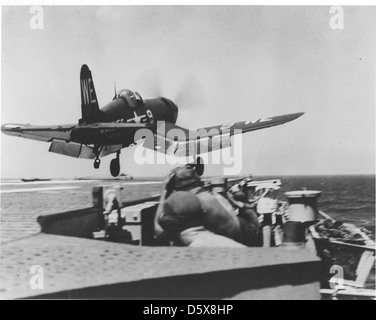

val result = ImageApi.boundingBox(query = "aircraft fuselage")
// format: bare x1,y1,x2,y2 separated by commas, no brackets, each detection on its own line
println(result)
71,90,178,146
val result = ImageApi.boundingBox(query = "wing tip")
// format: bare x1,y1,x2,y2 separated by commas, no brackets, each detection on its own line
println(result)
287,112,305,121
1,123,24,132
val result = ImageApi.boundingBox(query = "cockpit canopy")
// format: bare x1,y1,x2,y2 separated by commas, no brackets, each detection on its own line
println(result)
116,89,144,108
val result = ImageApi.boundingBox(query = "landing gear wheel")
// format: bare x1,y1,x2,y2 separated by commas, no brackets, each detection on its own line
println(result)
110,158,120,177
195,156,204,176
94,158,101,169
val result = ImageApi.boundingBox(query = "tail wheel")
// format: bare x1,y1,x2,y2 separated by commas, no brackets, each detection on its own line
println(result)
195,156,204,176
110,158,120,177
94,158,101,169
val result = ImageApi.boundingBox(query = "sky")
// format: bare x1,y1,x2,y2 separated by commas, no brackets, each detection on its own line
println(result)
1,5,375,178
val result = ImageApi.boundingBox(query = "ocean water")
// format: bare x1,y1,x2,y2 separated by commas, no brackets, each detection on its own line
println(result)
255,175,375,235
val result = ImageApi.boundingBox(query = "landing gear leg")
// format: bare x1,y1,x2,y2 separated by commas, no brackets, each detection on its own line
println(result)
110,151,121,177
93,145,101,169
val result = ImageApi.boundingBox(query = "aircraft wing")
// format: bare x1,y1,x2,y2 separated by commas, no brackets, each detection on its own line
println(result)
73,123,157,130
2,122,157,159
1,123,76,142
3,113,303,158
144,112,304,156
159,112,304,141
197,112,304,137
1,122,157,142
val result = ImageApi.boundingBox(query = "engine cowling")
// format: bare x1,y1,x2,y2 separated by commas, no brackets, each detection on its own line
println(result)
100,89,178,124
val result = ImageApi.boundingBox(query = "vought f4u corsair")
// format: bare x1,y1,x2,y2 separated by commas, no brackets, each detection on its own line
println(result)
2,64,304,177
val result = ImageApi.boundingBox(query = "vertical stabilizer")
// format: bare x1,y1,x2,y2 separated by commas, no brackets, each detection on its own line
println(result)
79,64,101,124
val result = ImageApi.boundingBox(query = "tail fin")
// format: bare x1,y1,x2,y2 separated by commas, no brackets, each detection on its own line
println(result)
79,64,101,124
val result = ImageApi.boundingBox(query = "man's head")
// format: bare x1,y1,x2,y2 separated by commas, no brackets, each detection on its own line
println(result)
172,166,203,191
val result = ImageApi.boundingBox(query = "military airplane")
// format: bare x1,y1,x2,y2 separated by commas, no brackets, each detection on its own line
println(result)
1,64,304,177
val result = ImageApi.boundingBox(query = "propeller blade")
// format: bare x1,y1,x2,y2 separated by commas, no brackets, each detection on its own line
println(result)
135,68,164,98
112,82,117,100
173,73,207,109
136,69,207,127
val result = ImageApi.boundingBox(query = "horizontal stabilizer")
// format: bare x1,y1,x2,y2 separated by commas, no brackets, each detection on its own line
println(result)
49,140,84,158
49,140,123,159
